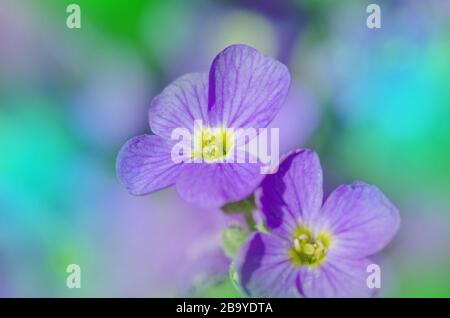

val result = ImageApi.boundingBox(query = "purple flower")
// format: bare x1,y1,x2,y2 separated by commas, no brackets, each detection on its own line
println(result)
117,44,290,207
236,149,400,297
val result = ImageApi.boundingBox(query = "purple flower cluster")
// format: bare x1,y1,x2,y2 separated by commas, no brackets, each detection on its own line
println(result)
236,149,400,297
116,44,400,297
117,44,290,207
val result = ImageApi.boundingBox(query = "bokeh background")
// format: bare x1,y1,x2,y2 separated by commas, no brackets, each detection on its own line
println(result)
1,0,450,297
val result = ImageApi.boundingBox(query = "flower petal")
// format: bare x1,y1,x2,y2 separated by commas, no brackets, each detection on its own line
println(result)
236,232,302,298
208,44,290,129
116,135,182,195
299,255,375,298
317,181,400,258
176,163,264,208
149,73,209,139
257,149,323,239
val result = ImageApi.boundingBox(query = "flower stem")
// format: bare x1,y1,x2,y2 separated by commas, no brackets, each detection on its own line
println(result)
243,208,256,232
222,194,257,232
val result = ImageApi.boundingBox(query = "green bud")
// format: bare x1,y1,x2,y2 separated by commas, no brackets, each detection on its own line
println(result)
229,262,245,296
221,194,256,214
222,226,248,258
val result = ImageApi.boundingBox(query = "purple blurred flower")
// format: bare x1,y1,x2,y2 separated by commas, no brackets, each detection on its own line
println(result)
267,79,320,155
117,44,290,207
71,49,154,151
236,149,400,297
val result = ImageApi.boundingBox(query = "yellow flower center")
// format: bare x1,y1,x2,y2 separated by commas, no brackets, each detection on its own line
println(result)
288,226,332,267
192,127,235,162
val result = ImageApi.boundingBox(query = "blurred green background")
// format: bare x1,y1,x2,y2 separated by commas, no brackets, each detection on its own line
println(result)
1,0,449,297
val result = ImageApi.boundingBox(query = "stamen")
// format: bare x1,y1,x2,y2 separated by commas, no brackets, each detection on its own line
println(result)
303,244,315,255
289,226,332,267
316,240,324,249
298,234,308,241
294,238,301,252
193,127,234,162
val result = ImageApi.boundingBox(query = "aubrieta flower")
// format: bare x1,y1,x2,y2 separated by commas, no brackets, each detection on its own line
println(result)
116,44,290,207
236,149,400,297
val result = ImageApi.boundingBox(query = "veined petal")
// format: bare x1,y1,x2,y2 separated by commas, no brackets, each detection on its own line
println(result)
176,163,264,208
317,182,400,259
116,135,182,195
236,233,302,298
208,44,290,129
149,73,209,139
299,255,375,298
257,149,323,239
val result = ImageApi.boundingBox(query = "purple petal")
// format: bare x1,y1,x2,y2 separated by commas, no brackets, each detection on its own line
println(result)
149,73,209,139
236,232,302,297
257,149,323,239
299,255,375,298
208,44,290,129
317,182,400,259
176,163,264,208
116,135,182,195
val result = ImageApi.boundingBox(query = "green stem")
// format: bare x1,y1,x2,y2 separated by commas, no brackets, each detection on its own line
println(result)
221,194,258,232
243,208,256,232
